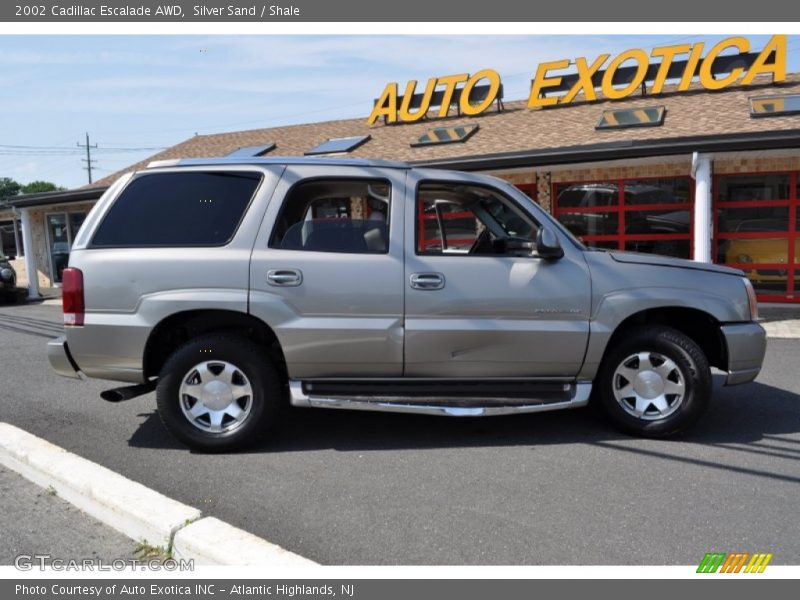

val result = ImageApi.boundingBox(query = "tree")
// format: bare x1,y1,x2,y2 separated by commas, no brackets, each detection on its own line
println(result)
0,177,21,201
21,181,64,194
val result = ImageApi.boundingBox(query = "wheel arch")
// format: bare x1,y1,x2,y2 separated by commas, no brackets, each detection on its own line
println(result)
143,309,287,380
602,306,727,372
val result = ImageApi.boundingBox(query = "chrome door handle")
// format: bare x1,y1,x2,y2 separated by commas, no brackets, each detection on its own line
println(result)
410,272,445,290
267,269,302,287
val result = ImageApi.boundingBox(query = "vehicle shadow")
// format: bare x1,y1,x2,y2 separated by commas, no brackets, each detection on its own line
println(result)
127,377,800,458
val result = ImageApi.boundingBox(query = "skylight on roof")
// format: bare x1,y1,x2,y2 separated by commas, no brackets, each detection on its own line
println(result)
305,135,371,156
226,144,276,157
411,124,480,147
596,106,666,130
750,94,800,118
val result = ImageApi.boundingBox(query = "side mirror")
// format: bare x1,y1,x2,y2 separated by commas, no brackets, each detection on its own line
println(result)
536,228,564,260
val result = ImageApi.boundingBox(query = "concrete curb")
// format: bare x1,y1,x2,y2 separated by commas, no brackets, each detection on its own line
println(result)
0,423,200,548
173,517,317,566
0,423,317,566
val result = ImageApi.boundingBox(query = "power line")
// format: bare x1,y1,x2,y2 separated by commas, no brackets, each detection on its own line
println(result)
0,144,166,152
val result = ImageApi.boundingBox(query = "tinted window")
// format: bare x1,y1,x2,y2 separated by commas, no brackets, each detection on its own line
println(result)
92,171,261,247
270,179,391,254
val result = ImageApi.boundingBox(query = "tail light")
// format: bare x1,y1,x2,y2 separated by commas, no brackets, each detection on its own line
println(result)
743,277,759,321
62,268,85,326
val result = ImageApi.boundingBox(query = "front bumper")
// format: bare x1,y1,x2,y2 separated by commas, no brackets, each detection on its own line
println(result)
721,322,767,386
47,336,82,380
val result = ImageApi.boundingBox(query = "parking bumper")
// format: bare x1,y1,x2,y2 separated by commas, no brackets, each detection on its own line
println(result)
721,322,767,386
47,336,82,380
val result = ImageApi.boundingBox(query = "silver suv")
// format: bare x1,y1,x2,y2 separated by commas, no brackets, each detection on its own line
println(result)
48,157,767,451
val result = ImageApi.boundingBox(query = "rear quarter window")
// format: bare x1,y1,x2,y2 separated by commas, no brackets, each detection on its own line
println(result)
90,171,262,247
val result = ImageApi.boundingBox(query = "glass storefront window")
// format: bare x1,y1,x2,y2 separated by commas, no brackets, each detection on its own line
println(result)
714,172,798,301
719,236,789,267
46,211,87,284
625,209,690,235
554,177,692,259
585,240,620,250
558,211,619,237
0,219,22,258
717,174,790,202
625,239,690,259
624,178,691,205
717,206,790,233
554,182,618,209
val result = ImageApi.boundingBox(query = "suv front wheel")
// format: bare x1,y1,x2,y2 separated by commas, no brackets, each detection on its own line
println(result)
597,326,712,437
156,334,282,452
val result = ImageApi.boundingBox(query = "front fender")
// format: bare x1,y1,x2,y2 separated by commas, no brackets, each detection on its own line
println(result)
578,286,745,381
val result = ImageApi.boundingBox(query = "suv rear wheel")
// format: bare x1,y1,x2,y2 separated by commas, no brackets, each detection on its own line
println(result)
156,334,282,452
597,326,712,437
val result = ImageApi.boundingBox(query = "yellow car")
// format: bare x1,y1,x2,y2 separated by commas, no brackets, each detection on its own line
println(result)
724,221,798,286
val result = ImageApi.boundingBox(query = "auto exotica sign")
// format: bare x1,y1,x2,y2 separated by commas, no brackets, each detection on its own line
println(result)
368,35,787,125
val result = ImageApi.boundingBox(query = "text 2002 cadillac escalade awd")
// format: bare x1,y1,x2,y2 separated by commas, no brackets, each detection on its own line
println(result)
48,157,767,451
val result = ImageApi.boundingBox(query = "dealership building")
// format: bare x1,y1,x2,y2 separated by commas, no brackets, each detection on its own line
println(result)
2,36,800,302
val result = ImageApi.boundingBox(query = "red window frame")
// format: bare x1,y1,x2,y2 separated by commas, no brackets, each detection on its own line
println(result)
713,171,798,303
515,182,538,202
552,176,695,258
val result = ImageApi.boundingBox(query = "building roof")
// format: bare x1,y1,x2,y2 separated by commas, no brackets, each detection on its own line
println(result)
0,186,105,209
92,74,800,187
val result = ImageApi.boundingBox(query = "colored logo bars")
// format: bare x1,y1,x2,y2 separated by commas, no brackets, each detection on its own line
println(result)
697,552,773,573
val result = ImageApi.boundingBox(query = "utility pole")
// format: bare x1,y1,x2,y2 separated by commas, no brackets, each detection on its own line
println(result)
77,132,97,184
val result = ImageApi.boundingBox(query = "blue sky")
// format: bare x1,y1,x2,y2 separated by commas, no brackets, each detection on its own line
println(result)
1,34,798,189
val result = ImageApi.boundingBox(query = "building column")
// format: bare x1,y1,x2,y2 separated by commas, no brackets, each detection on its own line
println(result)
19,207,40,300
12,213,22,257
692,152,713,263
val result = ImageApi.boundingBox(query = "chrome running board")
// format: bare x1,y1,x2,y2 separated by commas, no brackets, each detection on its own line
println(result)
289,380,592,417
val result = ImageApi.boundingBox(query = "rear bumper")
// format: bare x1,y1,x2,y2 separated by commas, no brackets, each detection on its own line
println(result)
47,336,82,380
721,322,767,386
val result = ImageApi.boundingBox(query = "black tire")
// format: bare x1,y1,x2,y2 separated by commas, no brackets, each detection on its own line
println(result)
596,326,711,438
156,334,282,452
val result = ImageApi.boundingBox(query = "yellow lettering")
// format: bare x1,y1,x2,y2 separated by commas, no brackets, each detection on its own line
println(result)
563,54,609,103
650,44,691,94
699,37,750,90
601,49,649,100
742,34,787,85
528,59,570,109
436,73,469,118
678,43,705,90
459,69,502,116
398,78,436,122
367,82,398,125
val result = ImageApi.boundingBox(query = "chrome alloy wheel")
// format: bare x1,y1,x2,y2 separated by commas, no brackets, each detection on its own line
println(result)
179,361,253,433
612,351,686,421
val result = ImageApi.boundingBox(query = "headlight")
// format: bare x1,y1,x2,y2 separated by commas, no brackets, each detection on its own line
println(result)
743,277,758,321
0,268,13,281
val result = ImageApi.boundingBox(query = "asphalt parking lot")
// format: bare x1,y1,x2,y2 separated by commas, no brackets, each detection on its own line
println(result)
1,301,799,565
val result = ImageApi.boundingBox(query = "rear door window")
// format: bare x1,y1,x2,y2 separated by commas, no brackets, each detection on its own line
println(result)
270,179,391,254
91,171,262,247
